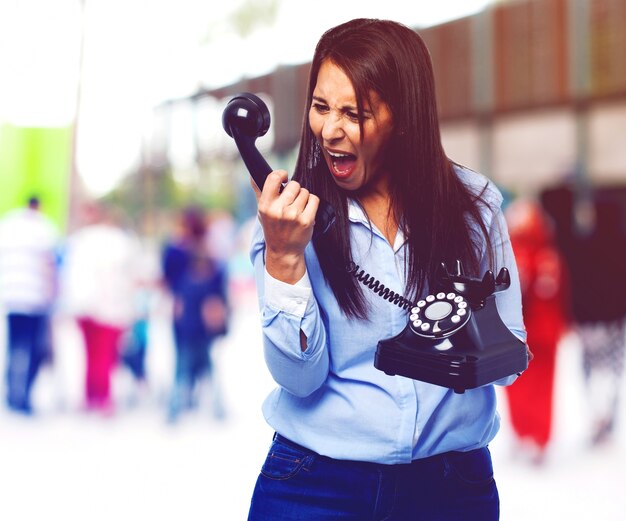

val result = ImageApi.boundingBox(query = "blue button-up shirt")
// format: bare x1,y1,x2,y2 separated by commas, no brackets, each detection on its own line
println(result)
250,166,526,464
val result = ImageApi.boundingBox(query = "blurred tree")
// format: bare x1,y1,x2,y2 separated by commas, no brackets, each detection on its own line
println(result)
229,0,280,37
202,0,281,43
103,161,237,239
0,125,72,230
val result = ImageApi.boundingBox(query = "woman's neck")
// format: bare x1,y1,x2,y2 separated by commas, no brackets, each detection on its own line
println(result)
357,189,398,246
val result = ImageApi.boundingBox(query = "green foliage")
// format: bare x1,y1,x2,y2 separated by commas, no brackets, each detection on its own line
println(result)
102,160,238,237
0,125,72,230
229,0,280,38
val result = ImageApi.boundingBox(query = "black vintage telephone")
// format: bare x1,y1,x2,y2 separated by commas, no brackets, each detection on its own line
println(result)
367,260,529,393
222,92,336,238
223,92,527,394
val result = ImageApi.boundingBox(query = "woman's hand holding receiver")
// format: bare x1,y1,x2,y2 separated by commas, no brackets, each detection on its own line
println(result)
251,170,320,284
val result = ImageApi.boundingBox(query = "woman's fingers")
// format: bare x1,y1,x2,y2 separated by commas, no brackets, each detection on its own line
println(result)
279,179,302,203
265,170,288,192
254,170,319,247
301,193,320,225
254,170,288,203
286,188,318,225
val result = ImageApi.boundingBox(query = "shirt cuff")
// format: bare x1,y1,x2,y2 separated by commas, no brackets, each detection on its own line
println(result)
264,269,312,317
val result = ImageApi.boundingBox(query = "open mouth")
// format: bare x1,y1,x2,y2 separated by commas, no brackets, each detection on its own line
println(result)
327,150,357,178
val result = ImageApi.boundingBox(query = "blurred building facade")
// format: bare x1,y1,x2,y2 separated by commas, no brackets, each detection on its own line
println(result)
146,0,626,208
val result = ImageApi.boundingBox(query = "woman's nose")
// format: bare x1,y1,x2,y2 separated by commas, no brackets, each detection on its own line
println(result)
321,113,344,142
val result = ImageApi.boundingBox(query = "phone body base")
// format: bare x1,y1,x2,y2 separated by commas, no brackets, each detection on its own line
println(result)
375,295,528,393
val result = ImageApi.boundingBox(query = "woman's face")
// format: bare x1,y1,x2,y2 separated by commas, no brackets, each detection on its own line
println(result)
309,59,394,193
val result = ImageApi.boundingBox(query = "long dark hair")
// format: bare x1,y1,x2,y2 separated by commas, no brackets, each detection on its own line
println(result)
293,18,495,319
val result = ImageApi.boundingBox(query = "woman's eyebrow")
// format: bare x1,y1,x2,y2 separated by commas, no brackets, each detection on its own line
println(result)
312,95,362,113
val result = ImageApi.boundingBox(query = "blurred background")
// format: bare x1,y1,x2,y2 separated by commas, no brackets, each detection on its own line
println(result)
0,0,625,519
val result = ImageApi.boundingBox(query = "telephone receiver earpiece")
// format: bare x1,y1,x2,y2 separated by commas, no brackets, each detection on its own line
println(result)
222,92,335,238
222,92,272,190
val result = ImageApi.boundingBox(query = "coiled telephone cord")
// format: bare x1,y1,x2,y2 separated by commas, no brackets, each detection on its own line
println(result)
346,261,415,311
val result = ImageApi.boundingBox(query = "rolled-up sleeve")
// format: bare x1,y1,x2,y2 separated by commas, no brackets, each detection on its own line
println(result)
480,187,528,386
488,205,527,343
250,222,329,397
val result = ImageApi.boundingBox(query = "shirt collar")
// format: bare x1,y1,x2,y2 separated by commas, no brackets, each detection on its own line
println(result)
347,198,407,252
347,198,369,225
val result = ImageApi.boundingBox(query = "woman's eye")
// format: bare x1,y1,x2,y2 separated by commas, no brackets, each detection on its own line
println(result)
312,103,329,113
346,111,360,121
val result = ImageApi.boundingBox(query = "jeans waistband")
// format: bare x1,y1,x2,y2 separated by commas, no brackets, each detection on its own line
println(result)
273,432,487,468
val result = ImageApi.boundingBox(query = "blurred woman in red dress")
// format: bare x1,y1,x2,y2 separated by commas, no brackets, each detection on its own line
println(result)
504,198,570,463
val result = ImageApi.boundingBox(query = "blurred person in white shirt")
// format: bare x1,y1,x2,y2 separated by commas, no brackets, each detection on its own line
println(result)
59,201,141,415
0,196,59,414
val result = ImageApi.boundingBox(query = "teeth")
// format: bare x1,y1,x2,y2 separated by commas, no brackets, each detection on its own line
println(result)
328,151,350,158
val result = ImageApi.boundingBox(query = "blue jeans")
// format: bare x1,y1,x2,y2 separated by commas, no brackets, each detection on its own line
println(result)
167,334,214,422
5,313,50,413
248,434,499,521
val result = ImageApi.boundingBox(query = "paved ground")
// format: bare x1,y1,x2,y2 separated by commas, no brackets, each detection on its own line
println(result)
1,295,625,520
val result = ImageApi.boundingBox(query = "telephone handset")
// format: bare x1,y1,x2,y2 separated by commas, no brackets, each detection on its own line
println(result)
351,260,529,394
222,92,336,238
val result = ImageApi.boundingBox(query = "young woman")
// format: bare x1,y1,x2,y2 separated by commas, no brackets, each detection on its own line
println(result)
247,18,527,520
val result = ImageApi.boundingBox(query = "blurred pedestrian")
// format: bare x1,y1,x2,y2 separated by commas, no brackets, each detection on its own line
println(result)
503,198,569,463
60,201,141,415
570,198,626,445
0,196,58,414
161,206,229,423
